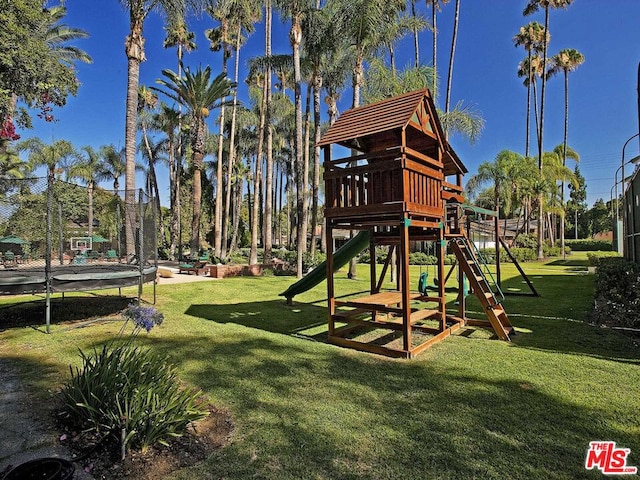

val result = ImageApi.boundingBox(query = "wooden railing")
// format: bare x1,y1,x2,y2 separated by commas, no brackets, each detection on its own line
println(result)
324,147,450,220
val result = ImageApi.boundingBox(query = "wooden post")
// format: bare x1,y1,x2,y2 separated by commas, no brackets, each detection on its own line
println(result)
326,223,335,335
495,211,501,288
438,224,446,331
400,218,412,352
369,232,376,294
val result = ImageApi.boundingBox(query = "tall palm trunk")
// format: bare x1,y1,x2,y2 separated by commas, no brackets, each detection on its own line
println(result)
124,30,143,257
292,15,305,278
222,24,243,258
348,51,364,278
411,0,419,68
169,135,181,259
264,0,274,260
191,119,206,253
537,6,549,260
230,174,243,252
431,1,437,96
141,124,166,248
310,71,322,255
214,22,230,258
444,0,460,122
302,82,311,256
172,45,183,261
560,67,569,259
250,74,268,265
87,181,94,237
525,50,532,157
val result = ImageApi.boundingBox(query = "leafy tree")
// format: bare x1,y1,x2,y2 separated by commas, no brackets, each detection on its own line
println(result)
0,1,87,137
566,165,587,238
589,199,610,237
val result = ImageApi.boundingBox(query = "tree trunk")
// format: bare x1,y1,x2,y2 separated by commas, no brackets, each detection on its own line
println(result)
432,1,437,97
292,17,305,278
525,49,532,157
222,25,243,259
561,69,569,259
124,55,141,258
264,0,274,261
411,0,419,68
190,119,205,254
250,78,267,265
537,6,549,261
310,72,322,255
444,0,460,121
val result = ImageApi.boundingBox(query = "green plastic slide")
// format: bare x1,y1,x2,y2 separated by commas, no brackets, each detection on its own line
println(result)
280,230,371,301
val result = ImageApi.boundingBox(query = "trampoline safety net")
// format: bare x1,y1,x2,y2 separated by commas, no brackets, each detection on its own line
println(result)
0,177,158,296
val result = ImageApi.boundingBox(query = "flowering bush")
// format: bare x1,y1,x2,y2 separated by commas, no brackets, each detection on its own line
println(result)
62,303,207,459
0,117,20,141
122,303,164,333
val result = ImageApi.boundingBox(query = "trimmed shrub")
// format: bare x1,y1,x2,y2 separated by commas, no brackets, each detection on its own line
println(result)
586,251,621,266
514,233,537,249
564,239,612,251
592,256,640,328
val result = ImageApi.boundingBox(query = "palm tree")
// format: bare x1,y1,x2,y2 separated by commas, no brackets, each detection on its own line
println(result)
264,0,274,261
513,21,546,157
96,145,126,194
523,0,574,259
548,49,584,257
466,150,524,224
42,5,92,66
70,146,104,236
151,104,183,259
152,62,234,254
18,138,79,179
221,0,260,258
206,0,235,257
276,0,312,278
120,0,185,256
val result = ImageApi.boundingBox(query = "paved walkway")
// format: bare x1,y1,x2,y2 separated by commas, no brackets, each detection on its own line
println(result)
0,358,94,479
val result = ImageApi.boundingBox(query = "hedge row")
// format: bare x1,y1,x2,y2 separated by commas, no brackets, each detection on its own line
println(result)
564,239,612,251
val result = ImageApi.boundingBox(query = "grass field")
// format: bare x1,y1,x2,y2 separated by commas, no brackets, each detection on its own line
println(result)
0,253,639,479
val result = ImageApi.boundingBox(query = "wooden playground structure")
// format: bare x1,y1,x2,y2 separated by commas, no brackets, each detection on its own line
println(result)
318,89,527,359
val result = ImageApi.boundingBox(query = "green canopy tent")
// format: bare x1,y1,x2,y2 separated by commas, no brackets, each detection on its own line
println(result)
0,235,30,259
90,234,110,244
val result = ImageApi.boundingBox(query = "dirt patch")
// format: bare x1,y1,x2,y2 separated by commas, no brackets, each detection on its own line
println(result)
59,405,234,479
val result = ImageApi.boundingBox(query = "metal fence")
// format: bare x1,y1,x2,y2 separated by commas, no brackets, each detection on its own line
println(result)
622,170,640,261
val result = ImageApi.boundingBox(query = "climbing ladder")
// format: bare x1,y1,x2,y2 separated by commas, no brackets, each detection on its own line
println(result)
449,236,514,341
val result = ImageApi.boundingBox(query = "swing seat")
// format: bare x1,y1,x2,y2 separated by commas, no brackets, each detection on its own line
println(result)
418,272,428,294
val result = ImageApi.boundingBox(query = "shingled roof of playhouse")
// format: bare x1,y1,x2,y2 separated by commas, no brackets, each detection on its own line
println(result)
318,88,467,176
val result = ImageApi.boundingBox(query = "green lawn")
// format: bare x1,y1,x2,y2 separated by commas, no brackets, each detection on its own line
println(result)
1,254,639,479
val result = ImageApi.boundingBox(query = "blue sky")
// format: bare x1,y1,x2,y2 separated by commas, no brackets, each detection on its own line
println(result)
24,1,640,208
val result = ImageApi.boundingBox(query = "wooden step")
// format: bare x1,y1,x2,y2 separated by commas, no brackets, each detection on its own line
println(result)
410,309,439,323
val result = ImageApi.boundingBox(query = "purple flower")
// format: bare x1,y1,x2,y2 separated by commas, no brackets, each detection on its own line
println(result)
123,304,164,333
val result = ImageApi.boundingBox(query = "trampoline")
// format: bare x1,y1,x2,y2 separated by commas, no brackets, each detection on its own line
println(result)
0,177,159,331
0,263,157,296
